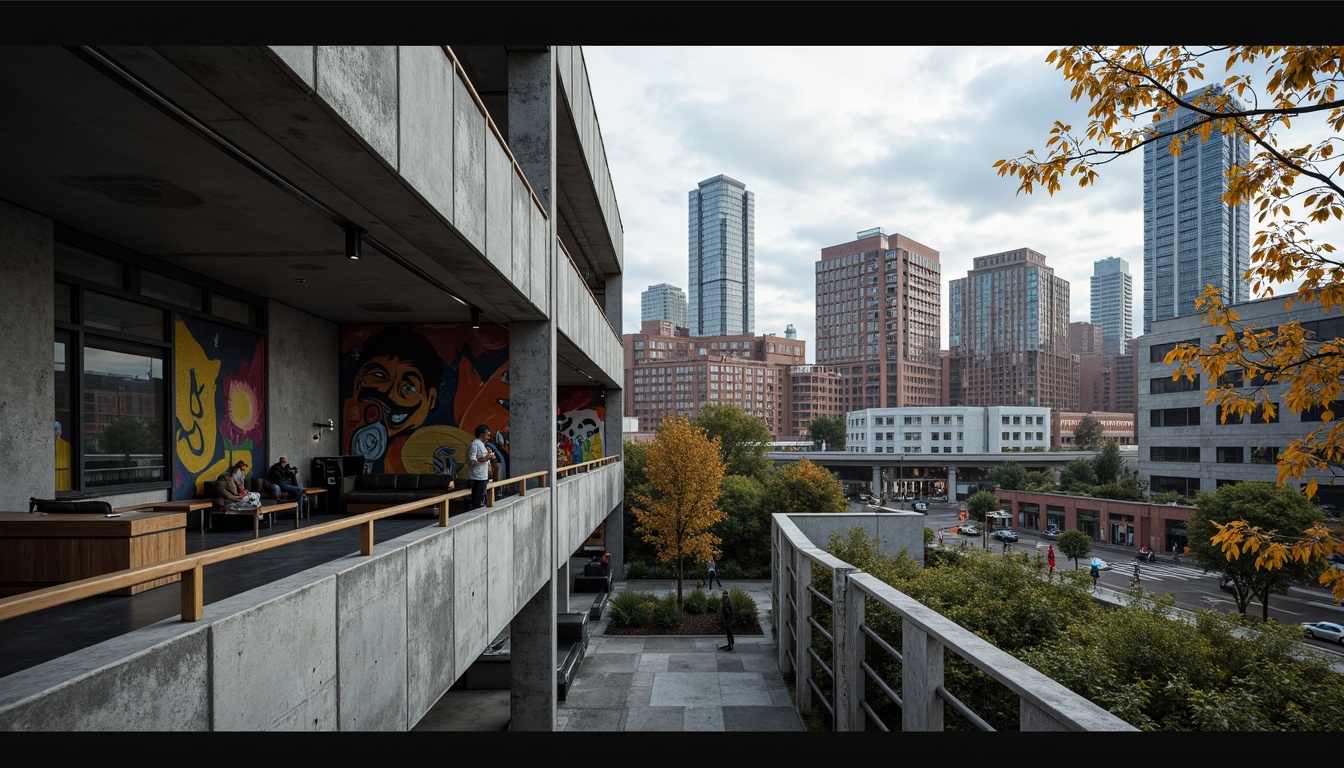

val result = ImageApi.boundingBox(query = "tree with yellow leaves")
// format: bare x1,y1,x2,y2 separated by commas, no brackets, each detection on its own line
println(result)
994,46,1344,602
629,415,727,609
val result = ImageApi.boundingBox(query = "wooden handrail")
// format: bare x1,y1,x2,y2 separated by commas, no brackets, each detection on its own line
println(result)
556,455,619,479
0,468,565,624
0,486,488,625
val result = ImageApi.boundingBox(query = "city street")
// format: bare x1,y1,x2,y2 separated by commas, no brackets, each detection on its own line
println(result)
858,499,1344,660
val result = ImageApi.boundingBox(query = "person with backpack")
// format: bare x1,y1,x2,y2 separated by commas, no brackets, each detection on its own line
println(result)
1090,560,1101,590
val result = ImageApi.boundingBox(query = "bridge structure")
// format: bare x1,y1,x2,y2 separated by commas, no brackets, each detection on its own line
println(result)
764,449,1131,502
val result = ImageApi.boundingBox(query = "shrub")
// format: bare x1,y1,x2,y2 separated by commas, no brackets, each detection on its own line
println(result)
684,588,711,614
728,586,758,628
652,593,683,629
609,590,656,628
624,560,675,579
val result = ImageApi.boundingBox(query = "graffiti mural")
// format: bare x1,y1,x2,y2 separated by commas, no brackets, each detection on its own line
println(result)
557,386,604,467
173,316,266,498
340,323,509,480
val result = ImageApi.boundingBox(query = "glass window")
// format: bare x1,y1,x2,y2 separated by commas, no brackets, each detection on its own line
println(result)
212,293,257,325
54,283,73,323
54,333,74,491
82,341,167,489
55,243,124,288
141,271,204,310
85,291,165,340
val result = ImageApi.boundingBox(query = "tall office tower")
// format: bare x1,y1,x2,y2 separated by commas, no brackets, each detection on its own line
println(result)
1090,256,1133,354
688,174,754,336
1143,84,1251,334
815,227,942,410
948,248,1078,410
640,283,687,329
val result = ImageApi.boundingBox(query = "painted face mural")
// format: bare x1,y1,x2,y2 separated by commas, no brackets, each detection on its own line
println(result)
341,323,509,476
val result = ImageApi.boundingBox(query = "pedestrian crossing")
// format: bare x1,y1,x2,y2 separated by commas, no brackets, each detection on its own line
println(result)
1108,561,1214,583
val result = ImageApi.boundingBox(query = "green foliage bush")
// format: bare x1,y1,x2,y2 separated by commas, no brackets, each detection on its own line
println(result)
608,590,656,628
684,588,711,614
652,593,683,629
728,587,758,628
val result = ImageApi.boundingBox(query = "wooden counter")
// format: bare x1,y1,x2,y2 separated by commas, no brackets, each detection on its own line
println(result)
0,510,186,596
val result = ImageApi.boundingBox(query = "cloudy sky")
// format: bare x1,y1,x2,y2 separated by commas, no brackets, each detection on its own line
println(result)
582,46,1315,358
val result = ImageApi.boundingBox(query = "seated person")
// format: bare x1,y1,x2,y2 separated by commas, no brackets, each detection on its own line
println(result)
266,455,307,514
218,460,262,509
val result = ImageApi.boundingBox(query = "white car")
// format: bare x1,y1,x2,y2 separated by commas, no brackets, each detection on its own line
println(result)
1302,621,1344,645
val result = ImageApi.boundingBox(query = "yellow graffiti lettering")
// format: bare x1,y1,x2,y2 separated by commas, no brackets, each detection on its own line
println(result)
175,318,221,475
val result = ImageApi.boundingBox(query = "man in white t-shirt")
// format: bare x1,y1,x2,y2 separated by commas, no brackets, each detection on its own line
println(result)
467,424,496,510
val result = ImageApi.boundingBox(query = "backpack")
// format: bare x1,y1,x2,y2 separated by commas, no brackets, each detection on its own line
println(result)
1090,565,1100,578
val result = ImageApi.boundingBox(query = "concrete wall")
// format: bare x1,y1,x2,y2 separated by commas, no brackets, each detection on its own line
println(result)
555,47,622,272
555,462,622,557
265,300,340,472
0,490,556,730
0,201,54,512
784,511,926,566
557,253,623,385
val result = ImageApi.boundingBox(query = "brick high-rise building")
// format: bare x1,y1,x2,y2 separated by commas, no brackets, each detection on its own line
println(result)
948,247,1077,410
782,364,849,440
623,320,805,438
815,227,941,411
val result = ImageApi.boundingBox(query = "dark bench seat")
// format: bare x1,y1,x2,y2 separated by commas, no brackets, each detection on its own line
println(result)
343,473,458,515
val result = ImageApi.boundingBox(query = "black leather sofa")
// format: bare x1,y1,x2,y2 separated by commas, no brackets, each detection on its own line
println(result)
343,473,459,515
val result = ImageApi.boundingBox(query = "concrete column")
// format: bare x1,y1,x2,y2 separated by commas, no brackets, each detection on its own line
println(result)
504,47,559,732
947,467,957,500
0,201,54,511
795,549,812,715
871,465,882,499
510,582,556,730
602,272,624,580
833,566,861,731
901,623,945,731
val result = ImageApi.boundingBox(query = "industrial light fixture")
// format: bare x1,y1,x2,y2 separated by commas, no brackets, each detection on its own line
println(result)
312,418,334,441
598,383,606,400
345,227,361,260
471,307,481,329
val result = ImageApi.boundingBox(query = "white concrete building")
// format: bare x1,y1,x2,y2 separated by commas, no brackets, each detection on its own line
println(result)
846,406,1052,455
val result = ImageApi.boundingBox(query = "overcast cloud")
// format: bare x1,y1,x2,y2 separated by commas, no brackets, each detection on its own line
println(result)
584,46,1315,357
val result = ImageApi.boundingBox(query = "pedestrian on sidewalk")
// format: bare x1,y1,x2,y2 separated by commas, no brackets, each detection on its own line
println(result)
1048,545,1055,576
937,528,944,547
707,558,721,589
719,589,735,651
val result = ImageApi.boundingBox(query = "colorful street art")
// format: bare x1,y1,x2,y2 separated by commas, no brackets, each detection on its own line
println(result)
557,386,604,467
339,323,510,480
172,315,266,498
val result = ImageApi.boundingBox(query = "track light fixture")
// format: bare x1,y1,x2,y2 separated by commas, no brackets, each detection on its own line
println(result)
345,227,361,260
471,307,481,329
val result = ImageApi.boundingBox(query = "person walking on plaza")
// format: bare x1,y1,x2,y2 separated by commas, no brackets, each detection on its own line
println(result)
1090,559,1101,591
718,589,735,651
267,456,307,516
1048,545,1056,576
467,424,496,510
707,558,721,589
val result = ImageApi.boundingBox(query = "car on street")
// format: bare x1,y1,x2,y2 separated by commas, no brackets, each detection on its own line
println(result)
912,501,929,512
930,494,947,502
1301,621,1344,644
954,524,979,536
1042,526,1061,539
990,529,1018,542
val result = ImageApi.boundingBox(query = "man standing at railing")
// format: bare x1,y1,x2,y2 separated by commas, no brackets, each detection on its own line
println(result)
467,424,496,510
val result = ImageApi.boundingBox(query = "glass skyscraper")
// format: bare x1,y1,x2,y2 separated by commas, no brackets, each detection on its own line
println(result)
688,174,754,336
1142,84,1251,334
1090,256,1132,356
640,282,688,329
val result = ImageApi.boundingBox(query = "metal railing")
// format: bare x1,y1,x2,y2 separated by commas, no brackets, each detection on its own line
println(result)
773,514,1136,732
0,471,549,625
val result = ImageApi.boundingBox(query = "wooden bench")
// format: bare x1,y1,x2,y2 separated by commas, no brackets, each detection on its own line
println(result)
209,500,299,538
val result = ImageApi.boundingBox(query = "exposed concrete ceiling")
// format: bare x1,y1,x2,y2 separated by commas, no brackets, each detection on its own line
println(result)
0,45,617,386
